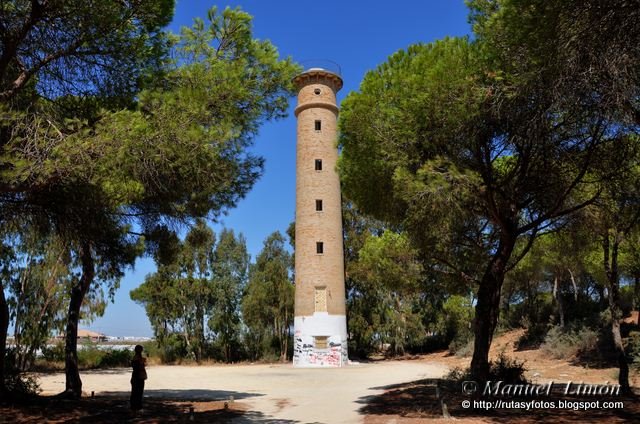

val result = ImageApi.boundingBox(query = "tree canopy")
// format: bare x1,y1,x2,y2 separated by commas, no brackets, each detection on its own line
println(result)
339,0,640,381
1,3,299,396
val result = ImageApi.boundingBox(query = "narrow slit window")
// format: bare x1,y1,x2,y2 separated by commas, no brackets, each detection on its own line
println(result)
316,199,323,211
315,120,322,131
315,159,322,171
316,242,324,254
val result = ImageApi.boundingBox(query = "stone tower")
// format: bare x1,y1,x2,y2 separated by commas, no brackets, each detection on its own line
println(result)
292,67,348,367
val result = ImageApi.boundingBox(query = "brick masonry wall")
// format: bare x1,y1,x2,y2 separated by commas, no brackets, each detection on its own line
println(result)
293,71,346,317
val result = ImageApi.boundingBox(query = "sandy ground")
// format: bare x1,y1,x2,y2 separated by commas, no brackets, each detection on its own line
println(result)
32,327,639,423
37,361,449,423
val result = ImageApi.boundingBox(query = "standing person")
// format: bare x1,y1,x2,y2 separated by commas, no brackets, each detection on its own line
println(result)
130,344,147,411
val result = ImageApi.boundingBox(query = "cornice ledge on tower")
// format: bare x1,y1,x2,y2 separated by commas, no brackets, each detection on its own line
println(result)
293,69,343,91
294,101,340,117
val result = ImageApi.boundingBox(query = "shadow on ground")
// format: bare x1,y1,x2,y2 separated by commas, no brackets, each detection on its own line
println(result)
357,378,639,423
101,388,261,402
0,389,300,423
81,368,132,375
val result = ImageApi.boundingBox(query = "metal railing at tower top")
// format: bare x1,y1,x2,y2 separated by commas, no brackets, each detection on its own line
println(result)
298,59,342,76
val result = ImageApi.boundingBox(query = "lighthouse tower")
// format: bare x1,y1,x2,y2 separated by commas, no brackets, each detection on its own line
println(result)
292,67,348,367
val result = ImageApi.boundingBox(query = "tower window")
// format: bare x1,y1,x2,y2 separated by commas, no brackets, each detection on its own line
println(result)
314,88,321,95
315,159,322,171
314,336,328,349
314,287,327,312
316,242,324,254
315,120,321,131
316,199,323,211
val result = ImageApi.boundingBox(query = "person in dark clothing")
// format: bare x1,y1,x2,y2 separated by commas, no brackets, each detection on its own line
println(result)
130,344,147,411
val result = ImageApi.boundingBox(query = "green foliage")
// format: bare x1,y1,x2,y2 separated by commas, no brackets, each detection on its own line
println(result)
131,221,249,363
154,334,188,364
208,229,249,362
436,295,474,353
343,202,385,358
2,2,297,393
74,345,104,370
447,353,527,384
75,343,133,369
619,286,635,318
3,348,40,395
339,37,482,233
242,232,294,361
5,231,70,371
501,225,600,331
489,353,528,384
0,0,174,103
627,331,640,370
4,222,133,376
339,0,640,380
452,338,475,358
541,324,599,359
445,366,472,383
41,341,65,363
95,349,133,369
347,224,427,358
139,341,162,362
356,231,423,292
515,320,549,350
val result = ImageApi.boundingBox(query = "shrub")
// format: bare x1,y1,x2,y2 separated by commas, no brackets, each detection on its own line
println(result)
502,292,554,330
77,343,104,369
75,343,134,369
445,353,527,384
141,341,161,359
434,295,474,354
541,324,598,359
420,334,449,353
627,331,640,370
41,341,65,363
99,348,133,368
516,320,549,350
446,366,471,382
3,348,40,395
451,337,474,358
490,353,528,384
156,333,188,363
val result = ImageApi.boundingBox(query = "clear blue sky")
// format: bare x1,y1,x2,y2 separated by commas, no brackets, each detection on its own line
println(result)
89,0,472,337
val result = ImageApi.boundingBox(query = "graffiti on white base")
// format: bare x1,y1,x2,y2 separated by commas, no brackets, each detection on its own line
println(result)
293,332,348,367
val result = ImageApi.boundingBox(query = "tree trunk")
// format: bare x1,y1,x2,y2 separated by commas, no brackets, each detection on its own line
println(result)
603,233,631,394
0,279,9,396
610,316,630,393
634,275,640,326
64,241,94,398
553,276,565,328
281,327,288,363
470,233,516,382
194,303,203,362
182,327,193,360
595,283,608,310
567,268,578,302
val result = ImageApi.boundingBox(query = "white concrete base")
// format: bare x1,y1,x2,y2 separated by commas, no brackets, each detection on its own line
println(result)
293,313,348,367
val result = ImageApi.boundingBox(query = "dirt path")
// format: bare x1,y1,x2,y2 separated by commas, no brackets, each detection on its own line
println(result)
38,361,449,423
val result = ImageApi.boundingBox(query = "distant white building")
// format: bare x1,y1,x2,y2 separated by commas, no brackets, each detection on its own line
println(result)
55,329,107,343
